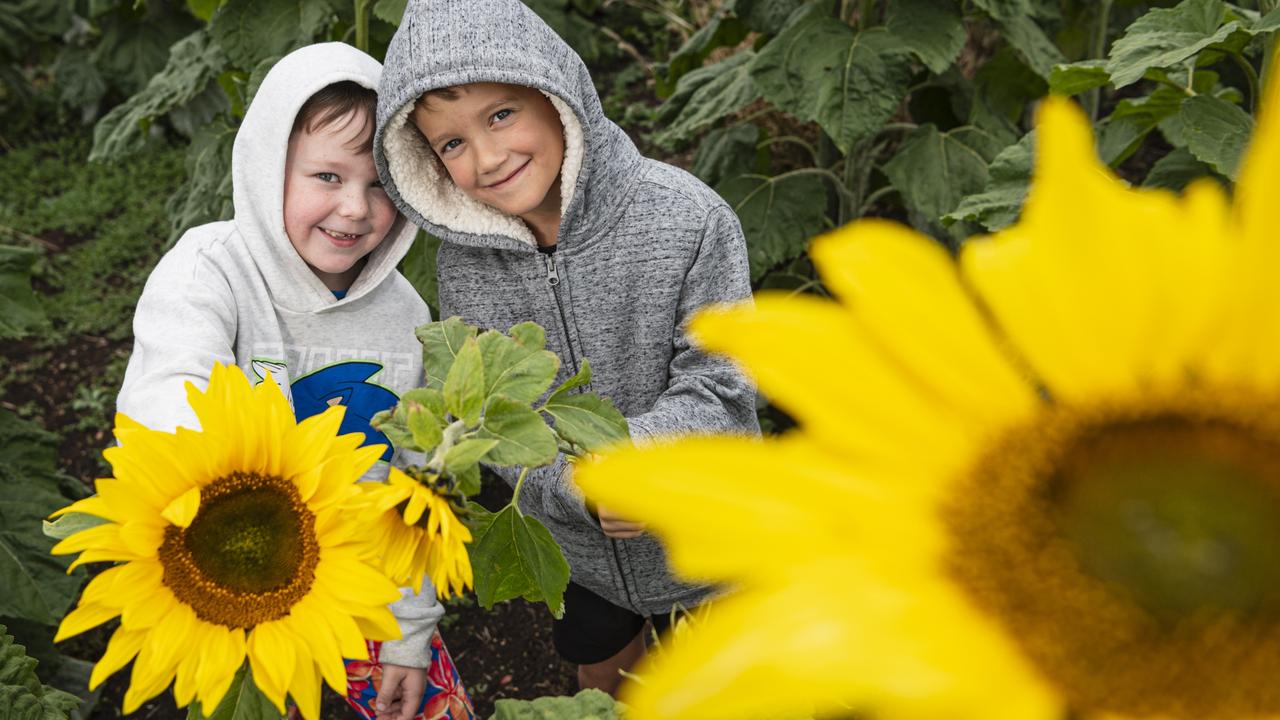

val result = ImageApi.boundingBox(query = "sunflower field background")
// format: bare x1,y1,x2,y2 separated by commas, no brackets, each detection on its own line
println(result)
2,0,1278,718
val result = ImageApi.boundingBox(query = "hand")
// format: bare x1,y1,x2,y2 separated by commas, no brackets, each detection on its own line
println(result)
598,504,646,539
376,663,427,720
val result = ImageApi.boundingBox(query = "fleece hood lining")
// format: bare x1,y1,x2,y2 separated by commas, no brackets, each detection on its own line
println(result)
383,92,585,247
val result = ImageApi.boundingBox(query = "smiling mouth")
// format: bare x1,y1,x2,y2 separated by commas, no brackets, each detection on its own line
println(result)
320,228,362,246
486,160,530,190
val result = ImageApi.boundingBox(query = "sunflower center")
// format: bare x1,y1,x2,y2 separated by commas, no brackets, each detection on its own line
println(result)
158,471,319,628
946,396,1280,718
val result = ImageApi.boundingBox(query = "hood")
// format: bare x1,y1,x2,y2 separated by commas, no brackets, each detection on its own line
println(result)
374,0,642,251
232,42,420,313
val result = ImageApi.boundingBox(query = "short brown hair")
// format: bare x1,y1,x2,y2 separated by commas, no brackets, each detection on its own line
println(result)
292,81,377,152
415,86,461,112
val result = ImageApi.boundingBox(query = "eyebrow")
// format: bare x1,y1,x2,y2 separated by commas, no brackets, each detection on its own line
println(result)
422,97,519,149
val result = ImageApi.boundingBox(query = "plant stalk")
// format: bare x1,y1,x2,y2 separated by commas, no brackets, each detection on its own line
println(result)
1085,0,1114,122
511,467,531,516
354,0,371,52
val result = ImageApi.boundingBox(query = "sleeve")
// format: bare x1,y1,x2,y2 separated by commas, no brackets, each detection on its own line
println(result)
624,203,761,442
379,583,445,668
116,243,238,432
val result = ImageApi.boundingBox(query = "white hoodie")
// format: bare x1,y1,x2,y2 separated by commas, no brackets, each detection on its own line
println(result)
117,42,441,667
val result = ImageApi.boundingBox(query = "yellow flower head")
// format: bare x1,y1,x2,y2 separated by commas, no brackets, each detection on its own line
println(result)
575,60,1280,720
51,364,402,720
362,467,474,599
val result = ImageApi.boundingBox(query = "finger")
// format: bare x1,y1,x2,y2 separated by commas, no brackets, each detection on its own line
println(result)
375,672,403,717
397,671,428,720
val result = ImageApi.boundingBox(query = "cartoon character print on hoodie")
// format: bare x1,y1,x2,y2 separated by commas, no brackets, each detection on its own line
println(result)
117,42,442,668
374,0,760,617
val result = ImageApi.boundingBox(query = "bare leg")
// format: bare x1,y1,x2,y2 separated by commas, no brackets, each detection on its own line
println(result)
577,631,645,697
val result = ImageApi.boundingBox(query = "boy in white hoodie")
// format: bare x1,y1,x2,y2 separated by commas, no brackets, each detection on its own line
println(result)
117,43,474,720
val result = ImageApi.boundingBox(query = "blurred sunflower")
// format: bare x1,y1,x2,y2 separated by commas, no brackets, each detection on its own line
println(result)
51,364,402,720
575,71,1280,720
362,467,473,599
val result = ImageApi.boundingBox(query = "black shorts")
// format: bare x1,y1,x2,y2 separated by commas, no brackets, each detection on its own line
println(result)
551,581,677,665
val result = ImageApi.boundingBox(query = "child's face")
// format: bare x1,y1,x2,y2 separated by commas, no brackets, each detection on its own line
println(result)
283,110,397,291
410,83,565,222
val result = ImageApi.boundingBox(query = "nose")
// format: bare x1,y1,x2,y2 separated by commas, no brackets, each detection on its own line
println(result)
337,184,370,220
473,135,507,177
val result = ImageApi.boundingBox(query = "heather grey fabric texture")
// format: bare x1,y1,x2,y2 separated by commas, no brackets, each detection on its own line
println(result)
375,0,760,616
116,43,440,666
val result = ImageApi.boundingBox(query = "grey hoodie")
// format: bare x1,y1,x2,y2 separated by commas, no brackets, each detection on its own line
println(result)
375,0,759,616
118,42,440,667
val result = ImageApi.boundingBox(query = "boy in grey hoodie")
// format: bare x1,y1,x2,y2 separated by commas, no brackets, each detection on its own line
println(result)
374,0,760,693
117,43,474,720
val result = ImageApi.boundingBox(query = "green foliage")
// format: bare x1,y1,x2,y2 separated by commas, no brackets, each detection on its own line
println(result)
717,172,829,281
0,246,46,340
945,132,1033,231
0,625,80,720
187,664,276,720
490,688,621,720
1178,93,1254,178
373,318,628,616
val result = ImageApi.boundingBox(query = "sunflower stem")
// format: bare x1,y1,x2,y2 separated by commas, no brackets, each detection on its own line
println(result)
427,420,469,473
511,467,531,516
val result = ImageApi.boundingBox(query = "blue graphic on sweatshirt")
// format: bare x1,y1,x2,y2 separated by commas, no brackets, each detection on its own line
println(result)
290,362,398,462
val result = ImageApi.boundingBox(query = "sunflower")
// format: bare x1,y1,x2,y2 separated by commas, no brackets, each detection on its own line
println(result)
361,467,473,599
51,364,402,720
574,68,1280,720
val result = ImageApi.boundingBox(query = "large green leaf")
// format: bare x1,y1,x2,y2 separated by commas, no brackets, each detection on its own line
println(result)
1048,60,1110,96
0,412,83,626
444,337,485,426
469,506,570,617
443,439,499,476
1178,93,1252,179
883,124,998,222
0,626,80,720
690,123,766,188
91,2,197,97
0,246,46,341
476,328,559,406
373,0,408,25
407,403,444,451
732,0,807,35
208,0,336,70
750,5,913,154
90,30,228,162
165,117,236,242
656,10,747,97
491,689,620,720
1106,0,1237,88
654,52,760,149
885,0,965,74
478,397,558,468
188,664,276,720
1142,146,1216,190
417,317,478,391
398,230,442,317
944,131,1034,231
997,14,1066,79
543,383,629,454
716,172,828,281
970,0,1032,21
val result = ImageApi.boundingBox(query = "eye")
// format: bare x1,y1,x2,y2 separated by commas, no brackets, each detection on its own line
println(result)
492,108,513,123
315,172,338,183
440,138,462,153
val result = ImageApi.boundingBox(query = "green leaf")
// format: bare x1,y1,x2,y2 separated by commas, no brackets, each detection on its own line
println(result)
1142,146,1217,190
372,408,414,451
477,329,560,406
187,0,224,22
509,322,547,351
1049,59,1110,96
469,506,570,617
373,0,408,26
0,246,46,341
543,392,630,454
997,14,1066,79
90,29,228,162
732,0,807,35
973,47,1048,125
491,689,621,720
1255,6,1280,33
750,5,913,154
444,338,485,426
1096,114,1151,167
1178,93,1252,179
402,387,447,421
944,131,1034,231
208,0,334,70
0,411,83,626
41,513,107,541
690,123,767,189
165,117,236,243
407,404,444,451
883,124,996,222
478,397,558,468
455,463,482,497
547,359,592,403
416,317,478,391
885,0,964,74
970,0,1032,21
91,3,197,97
716,172,829,282
398,230,442,318
654,52,760,149
657,11,748,97
1106,0,1237,88
0,625,80,720
187,664,276,720
443,439,499,475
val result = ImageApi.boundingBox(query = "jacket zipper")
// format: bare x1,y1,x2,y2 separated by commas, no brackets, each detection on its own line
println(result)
540,247,637,610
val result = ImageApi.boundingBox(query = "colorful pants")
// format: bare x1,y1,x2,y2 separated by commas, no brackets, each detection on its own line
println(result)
343,632,476,720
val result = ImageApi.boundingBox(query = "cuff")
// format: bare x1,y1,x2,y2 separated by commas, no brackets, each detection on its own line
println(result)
379,585,444,668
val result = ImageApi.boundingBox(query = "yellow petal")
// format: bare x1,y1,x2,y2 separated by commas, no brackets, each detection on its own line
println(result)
197,628,246,711
89,627,146,690
284,599,348,694
288,659,322,720
55,602,121,642
247,621,295,714
160,486,201,527
403,484,429,526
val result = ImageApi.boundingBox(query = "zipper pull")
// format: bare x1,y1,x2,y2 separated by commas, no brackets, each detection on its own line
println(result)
543,252,560,286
